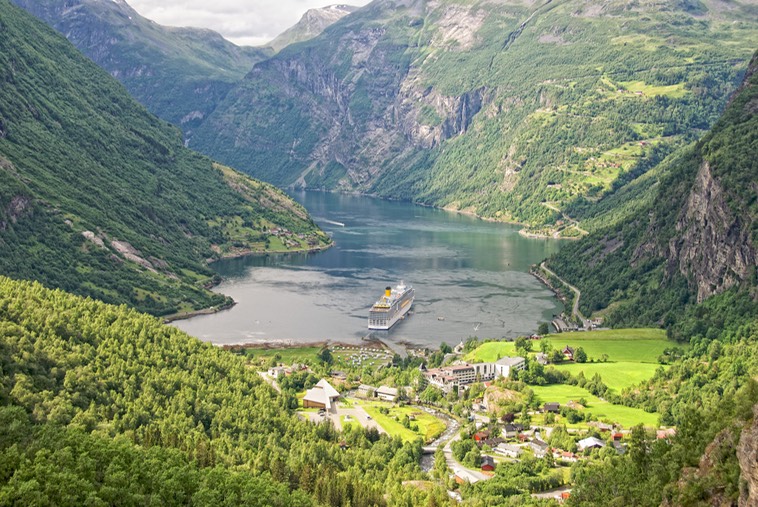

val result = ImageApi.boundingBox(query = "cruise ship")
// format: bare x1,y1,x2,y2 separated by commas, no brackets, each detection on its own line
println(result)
368,281,415,330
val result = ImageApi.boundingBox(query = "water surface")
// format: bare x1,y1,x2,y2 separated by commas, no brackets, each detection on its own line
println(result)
175,192,563,349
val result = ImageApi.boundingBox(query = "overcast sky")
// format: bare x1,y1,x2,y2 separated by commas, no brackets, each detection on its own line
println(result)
128,0,372,47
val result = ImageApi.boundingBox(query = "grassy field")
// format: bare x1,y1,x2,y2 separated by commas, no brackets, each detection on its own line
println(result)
241,345,322,364
467,329,674,364
466,329,676,392
357,400,446,443
552,362,664,390
531,384,659,428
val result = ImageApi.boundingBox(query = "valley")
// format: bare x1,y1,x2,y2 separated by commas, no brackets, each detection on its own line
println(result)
0,0,757,505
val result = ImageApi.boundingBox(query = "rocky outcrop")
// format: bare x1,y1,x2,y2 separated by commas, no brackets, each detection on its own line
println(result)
668,161,757,302
738,406,758,507
266,5,359,53
11,0,269,128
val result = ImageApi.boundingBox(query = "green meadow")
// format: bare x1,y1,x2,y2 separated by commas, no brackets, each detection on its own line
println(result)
531,384,659,428
466,328,678,390
357,401,446,443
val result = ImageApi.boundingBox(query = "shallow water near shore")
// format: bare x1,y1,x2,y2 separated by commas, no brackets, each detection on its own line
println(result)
174,191,564,349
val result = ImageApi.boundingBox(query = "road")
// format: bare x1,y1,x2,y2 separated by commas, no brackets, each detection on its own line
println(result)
540,262,590,328
442,432,492,482
257,371,281,393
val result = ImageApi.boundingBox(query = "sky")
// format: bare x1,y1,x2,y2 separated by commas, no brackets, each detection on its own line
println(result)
128,0,373,47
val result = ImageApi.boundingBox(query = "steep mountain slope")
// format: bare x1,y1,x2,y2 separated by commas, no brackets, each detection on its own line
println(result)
11,0,271,134
191,0,758,231
266,5,359,53
0,0,330,317
547,51,758,327
0,276,434,506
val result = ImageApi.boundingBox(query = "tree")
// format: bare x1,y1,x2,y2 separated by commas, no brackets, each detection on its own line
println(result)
440,343,452,354
538,322,550,335
318,347,333,364
575,347,587,363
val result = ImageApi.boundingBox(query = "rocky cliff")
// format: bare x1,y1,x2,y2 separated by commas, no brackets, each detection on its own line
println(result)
192,0,758,227
739,406,758,507
548,51,758,326
11,0,270,132
266,5,359,53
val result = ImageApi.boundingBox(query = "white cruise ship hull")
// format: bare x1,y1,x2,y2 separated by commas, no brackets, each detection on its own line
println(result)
368,283,414,330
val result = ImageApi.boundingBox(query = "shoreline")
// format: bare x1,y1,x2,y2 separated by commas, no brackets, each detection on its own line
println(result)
164,241,334,323
292,187,579,240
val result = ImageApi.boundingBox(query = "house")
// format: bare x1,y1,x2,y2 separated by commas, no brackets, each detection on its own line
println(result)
577,436,606,452
562,346,575,361
454,469,482,484
502,423,525,438
543,402,561,413
612,441,626,455
535,352,549,365
589,421,614,432
495,443,523,458
612,432,624,441
303,379,340,411
267,366,286,379
481,456,496,472
473,430,491,443
528,439,549,458
376,385,399,402
357,384,375,398
330,370,347,380
657,428,676,440
553,449,578,463
494,356,526,378
481,438,504,448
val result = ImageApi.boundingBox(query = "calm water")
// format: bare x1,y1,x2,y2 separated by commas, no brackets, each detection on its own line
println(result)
175,192,564,349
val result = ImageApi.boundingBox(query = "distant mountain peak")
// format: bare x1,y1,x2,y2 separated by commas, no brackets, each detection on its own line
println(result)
266,4,358,53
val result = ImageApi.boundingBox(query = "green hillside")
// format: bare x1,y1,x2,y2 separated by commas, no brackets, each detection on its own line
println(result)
0,276,443,506
192,0,758,233
11,0,271,133
0,0,330,316
547,51,758,328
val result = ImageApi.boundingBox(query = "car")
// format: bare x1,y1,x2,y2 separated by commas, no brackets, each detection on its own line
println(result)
366,415,372,420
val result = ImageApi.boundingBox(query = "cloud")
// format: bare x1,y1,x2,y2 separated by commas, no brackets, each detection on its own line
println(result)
128,0,372,46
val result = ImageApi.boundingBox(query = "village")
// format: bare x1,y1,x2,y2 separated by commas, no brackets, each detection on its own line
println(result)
252,327,678,503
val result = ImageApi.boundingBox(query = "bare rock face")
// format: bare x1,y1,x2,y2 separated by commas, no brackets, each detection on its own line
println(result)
739,406,758,507
267,5,359,53
668,162,757,302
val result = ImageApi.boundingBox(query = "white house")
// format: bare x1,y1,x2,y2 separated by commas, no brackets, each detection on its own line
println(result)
577,436,606,452
495,356,526,378
496,443,523,458
376,385,399,402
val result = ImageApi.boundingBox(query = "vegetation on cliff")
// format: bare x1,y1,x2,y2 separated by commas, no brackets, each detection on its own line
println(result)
0,0,329,316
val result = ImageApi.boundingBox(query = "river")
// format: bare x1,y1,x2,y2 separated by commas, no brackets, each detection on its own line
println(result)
174,191,563,349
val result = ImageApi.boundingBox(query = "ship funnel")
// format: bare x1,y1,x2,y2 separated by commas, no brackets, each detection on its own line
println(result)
385,286,392,298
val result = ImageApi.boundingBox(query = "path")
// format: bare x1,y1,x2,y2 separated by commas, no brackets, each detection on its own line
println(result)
531,485,572,500
258,371,281,393
541,202,588,238
442,433,491,482
540,262,590,328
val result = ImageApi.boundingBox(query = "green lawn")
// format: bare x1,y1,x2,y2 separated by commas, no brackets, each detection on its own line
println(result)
468,329,676,364
552,362,664,391
357,401,446,443
242,346,322,364
465,341,517,362
531,384,659,428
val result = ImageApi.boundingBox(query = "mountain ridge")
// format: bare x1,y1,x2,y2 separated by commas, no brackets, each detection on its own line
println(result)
10,0,272,134
0,0,329,317
191,0,758,232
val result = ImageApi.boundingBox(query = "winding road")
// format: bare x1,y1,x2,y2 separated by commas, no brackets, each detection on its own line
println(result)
540,262,590,328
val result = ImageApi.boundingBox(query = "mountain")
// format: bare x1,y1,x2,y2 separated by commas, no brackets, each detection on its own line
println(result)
10,0,271,134
0,276,429,506
0,0,330,317
191,0,758,233
546,50,758,328
266,4,359,53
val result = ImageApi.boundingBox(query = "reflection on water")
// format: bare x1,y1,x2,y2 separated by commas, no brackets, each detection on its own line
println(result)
174,192,564,349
